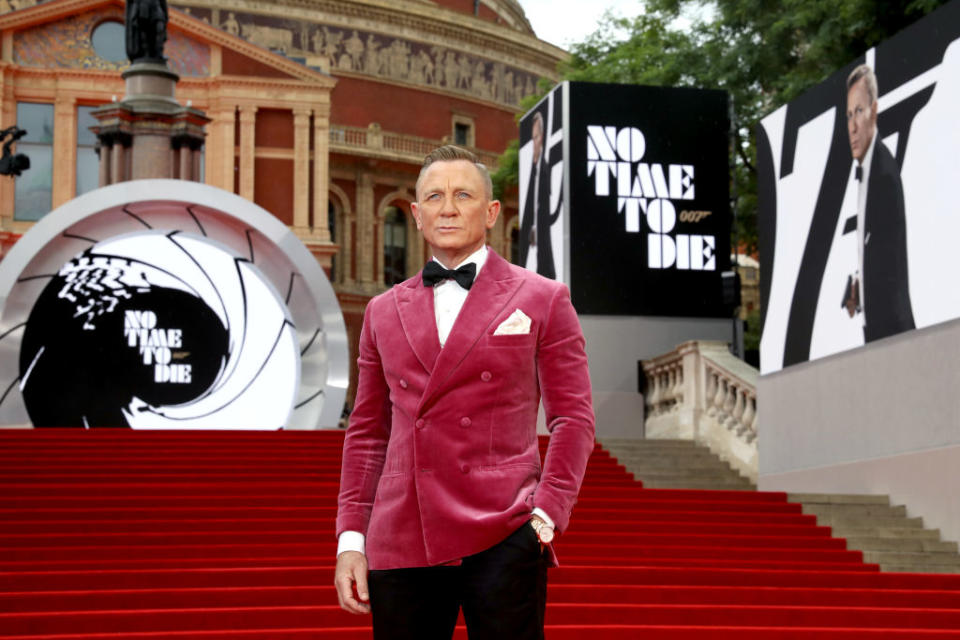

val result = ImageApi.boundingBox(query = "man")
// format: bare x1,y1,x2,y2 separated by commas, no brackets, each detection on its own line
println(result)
518,111,559,280
841,64,915,342
335,145,595,639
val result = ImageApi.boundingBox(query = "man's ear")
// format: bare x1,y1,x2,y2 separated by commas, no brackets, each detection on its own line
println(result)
486,200,501,229
411,202,422,230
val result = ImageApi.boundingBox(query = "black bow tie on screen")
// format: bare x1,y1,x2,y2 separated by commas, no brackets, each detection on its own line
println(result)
855,165,863,182
422,261,476,290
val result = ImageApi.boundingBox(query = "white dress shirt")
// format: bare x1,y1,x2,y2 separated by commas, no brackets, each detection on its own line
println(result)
337,245,554,557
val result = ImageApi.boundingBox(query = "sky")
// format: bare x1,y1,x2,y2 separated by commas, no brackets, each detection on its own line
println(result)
519,0,641,50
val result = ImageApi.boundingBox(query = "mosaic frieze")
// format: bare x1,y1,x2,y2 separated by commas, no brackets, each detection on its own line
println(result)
172,4,541,107
11,7,209,76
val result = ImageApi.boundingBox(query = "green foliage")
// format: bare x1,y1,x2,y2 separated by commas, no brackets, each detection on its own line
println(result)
499,0,950,253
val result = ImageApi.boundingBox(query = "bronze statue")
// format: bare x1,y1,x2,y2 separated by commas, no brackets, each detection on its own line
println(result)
125,0,168,63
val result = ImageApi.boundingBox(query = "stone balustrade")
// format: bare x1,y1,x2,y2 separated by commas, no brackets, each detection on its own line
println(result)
329,123,499,168
642,340,758,482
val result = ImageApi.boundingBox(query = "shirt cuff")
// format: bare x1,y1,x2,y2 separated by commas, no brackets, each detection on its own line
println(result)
532,507,555,529
337,531,365,557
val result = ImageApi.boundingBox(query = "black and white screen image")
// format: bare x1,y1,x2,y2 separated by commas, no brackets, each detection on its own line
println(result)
564,82,731,316
517,83,565,282
758,1,960,374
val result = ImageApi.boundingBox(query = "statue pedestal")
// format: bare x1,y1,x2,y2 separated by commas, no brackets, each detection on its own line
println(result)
91,62,210,184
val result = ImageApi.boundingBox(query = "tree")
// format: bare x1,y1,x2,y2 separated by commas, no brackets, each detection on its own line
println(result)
496,0,949,253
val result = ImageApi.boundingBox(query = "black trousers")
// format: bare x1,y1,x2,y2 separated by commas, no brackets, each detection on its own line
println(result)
367,523,548,640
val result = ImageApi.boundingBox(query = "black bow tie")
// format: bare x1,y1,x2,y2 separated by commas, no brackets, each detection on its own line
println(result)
422,261,476,290
855,165,863,182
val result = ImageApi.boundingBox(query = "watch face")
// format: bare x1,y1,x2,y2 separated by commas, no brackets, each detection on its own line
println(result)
538,526,554,544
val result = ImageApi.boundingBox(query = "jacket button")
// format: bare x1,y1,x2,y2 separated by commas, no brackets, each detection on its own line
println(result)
415,419,425,429
480,371,492,382
460,417,471,428
460,464,470,474
400,379,408,389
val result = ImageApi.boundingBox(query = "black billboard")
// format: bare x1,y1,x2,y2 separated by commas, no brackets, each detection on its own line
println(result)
517,81,731,317
757,1,960,374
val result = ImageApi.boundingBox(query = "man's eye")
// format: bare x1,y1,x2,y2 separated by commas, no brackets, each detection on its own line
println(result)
427,193,441,200
456,192,470,199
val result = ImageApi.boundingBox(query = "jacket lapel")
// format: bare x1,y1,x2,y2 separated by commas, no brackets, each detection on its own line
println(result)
395,275,441,373
418,250,523,412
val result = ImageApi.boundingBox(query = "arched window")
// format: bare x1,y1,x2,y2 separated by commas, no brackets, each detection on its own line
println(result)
384,206,407,286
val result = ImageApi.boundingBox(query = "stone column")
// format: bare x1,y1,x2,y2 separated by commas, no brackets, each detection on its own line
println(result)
293,109,311,231
238,105,257,201
97,142,111,187
216,106,236,192
356,171,375,289
312,107,331,241
193,145,203,183
341,199,355,286
51,97,76,208
110,142,126,184
178,144,192,181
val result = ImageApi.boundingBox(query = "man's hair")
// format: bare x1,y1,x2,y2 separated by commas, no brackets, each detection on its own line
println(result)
847,64,878,104
416,145,493,200
531,110,544,132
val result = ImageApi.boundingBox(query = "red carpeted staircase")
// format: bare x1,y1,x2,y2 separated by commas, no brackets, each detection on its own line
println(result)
2,429,960,639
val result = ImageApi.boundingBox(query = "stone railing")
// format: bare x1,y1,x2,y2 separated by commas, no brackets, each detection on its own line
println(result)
330,123,499,168
642,340,758,482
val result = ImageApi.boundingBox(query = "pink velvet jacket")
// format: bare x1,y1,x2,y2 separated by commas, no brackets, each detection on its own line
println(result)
336,249,595,570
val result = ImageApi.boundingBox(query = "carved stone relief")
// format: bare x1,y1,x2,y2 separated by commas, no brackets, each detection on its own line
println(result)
170,3,542,107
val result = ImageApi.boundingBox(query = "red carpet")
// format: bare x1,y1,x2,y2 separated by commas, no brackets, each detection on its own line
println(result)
2,429,960,639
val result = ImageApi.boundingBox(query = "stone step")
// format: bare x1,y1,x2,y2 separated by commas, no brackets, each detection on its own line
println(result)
863,550,960,567
844,537,960,553
831,526,942,540
601,438,698,446
639,479,755,490
801,503,907,518
624,466,749,479
815,515,926,529
881,564,960,574
788,493,891,506
601,439,960,575
610,454,732,467
601,438,756,493
600,440,703,450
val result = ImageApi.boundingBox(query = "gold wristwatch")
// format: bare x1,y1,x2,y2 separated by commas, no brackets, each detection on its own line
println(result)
530,516,555,544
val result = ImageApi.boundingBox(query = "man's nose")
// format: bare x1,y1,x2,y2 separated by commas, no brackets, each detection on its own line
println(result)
439,194,459,214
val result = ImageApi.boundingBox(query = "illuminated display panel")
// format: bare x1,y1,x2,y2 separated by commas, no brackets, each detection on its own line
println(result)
0,180,347,429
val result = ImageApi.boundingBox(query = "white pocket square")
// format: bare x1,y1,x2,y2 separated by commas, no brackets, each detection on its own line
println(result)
493,309,531,335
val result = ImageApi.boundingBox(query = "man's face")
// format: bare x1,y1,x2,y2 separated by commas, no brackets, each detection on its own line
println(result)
531,117,543,165
847,78,877,164
411,160,500,267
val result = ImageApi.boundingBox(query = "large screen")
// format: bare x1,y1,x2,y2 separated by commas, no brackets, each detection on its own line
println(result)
0,180,348,429
517,82,732,317
758,1,960,374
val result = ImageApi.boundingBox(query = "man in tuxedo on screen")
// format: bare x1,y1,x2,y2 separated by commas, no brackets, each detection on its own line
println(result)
841,64,915,342
518,111,559,279
334,145,595,639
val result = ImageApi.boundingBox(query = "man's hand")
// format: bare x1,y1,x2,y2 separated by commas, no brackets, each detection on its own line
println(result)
843,276,860,318
334,551,371,614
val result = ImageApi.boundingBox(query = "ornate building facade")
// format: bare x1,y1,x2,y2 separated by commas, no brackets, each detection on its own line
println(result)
0,0,565,408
